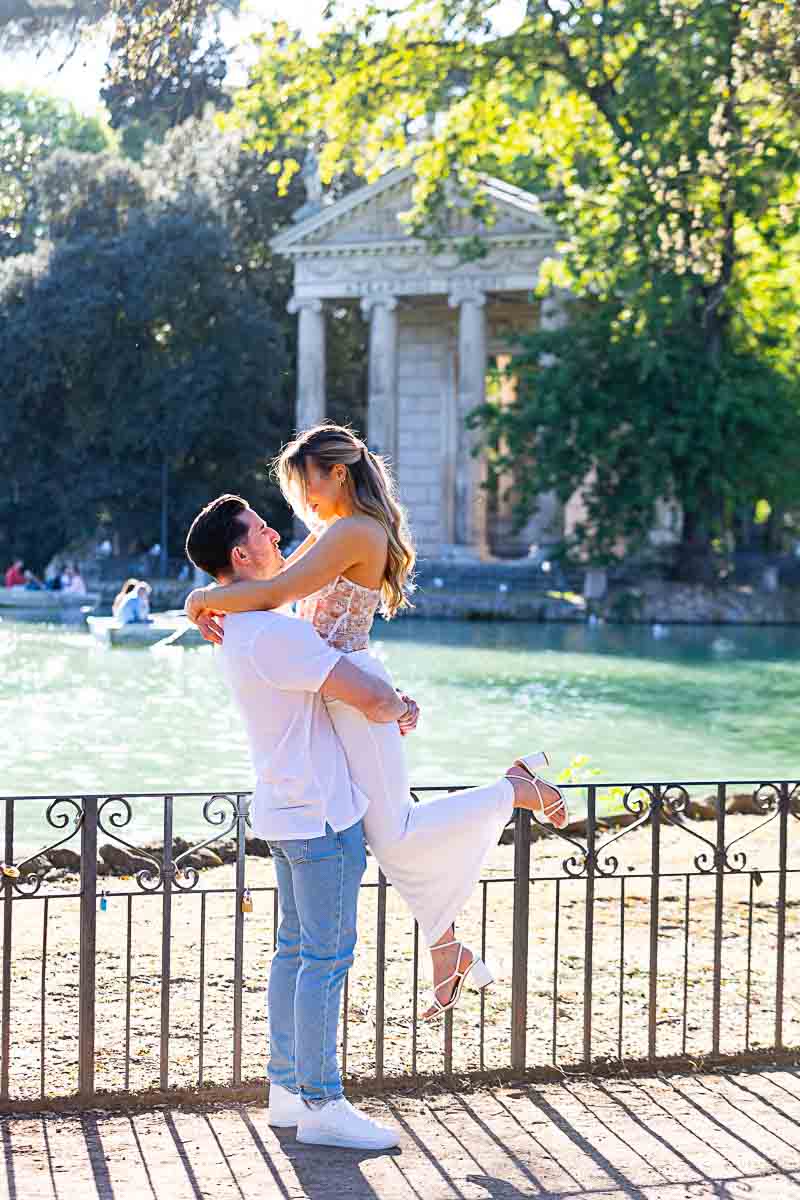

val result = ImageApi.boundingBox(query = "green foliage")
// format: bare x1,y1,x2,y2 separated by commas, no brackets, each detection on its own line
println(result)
35,150,148,240
471,292,800,567
556,753,625,817
143,117,368,431
232,0,800,575
101,0,231,154
0,113,369,569
0,88,112,256
0,206,288,567
1,0,112,45
142,116,300,300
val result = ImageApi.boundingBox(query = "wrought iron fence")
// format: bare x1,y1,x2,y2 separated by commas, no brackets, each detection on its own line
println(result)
0,778,798,1109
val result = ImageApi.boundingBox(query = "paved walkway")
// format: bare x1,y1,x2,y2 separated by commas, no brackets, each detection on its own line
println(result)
2,1070,800,1199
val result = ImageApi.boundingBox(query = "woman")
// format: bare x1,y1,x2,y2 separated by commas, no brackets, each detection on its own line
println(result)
112,578,139,619
114,579,153,624
186,424,569,1020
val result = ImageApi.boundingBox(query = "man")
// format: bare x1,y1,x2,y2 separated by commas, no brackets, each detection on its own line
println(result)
185,494,415,1151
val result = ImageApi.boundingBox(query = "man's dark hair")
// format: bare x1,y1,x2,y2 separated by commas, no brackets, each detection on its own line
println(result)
185,494,250,579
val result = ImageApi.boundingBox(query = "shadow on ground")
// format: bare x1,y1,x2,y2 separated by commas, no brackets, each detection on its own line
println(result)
2,1068,800,1199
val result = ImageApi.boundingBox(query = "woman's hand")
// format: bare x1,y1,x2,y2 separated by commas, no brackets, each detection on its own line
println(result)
185,587,226,645
184,587,208,624
196,612,225,645
397,694,420,736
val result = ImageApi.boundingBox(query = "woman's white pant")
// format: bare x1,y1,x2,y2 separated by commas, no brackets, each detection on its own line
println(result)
325,649,514,947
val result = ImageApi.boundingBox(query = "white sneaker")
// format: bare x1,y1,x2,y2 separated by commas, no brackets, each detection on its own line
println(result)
296,1096,400,1150
267,1083,305,1128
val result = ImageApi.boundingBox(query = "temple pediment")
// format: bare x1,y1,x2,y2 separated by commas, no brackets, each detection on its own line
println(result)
271,166,554,257
278,162,565,560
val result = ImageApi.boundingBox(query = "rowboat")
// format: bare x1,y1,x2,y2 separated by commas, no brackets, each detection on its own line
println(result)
0,586,98,610
87,612,207,648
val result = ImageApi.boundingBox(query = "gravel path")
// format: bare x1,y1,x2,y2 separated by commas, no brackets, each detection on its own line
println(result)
2,1070,800,1198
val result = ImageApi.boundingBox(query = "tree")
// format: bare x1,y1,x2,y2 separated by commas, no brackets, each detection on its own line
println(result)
144,115,369,432
0,0,103,46
100,0,231,157
35,149,148,240
0,192,288,569
0,118,371,571
471,296,800,566
1,0,237,160
0,0,235,57
0,88,111,256
230,0,800,576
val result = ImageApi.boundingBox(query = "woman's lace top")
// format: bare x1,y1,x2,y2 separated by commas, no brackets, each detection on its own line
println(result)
296,575,381,653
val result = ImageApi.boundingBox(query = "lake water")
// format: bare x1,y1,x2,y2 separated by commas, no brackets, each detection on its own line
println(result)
2,613,799,850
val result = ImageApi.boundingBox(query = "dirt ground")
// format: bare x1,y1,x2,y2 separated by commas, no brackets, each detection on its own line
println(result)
1,812,798,1102
3,1070,800,1199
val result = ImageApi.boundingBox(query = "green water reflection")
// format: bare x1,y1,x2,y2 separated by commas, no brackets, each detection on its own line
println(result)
2,614,798,848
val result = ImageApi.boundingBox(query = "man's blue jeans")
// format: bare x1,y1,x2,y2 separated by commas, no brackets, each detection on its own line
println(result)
267,820,366,1103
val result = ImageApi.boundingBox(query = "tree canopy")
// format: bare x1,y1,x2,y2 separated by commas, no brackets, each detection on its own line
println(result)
1,0,236,157
0,0,234,51
0,0,101,44
232,0,800,574
0,88,111,256
0,106,368,571
0,196,288,567
5,2,799,574
100,0,232,156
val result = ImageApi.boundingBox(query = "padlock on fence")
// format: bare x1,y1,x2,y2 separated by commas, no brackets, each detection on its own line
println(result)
241,888,253,914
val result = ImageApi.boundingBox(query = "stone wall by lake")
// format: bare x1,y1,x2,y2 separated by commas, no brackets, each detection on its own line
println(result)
600,579,800,625
96,567,800,625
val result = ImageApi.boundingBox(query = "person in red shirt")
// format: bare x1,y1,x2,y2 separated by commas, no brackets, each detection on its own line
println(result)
4,560,25,587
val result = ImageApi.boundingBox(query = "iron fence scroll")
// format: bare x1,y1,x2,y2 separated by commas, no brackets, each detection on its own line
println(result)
0,777,797,1108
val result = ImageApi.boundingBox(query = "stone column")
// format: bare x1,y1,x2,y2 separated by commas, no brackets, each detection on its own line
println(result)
447,286,489,556
361,295,398,461
288,295,326,432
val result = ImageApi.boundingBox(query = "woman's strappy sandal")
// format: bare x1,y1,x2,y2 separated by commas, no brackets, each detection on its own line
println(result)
421,941,494,1023
507,750,569,830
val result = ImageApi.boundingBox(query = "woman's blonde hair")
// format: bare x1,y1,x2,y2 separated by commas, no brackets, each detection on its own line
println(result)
273,423,416,618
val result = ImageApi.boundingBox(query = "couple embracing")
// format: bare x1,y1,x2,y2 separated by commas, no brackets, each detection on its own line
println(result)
184,423,569,1151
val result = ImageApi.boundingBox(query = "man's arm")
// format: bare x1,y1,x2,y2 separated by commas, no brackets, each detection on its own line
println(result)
248,614,415,726
321,659,408,725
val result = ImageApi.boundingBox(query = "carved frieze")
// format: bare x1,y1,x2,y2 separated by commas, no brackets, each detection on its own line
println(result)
293,251,547,301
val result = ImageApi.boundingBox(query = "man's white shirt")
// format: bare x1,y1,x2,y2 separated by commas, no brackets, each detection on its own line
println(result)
218,610,369,840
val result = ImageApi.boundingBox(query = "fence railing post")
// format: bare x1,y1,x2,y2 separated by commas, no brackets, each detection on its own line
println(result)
232,794,247,1085
1,799,15,1102
510,808,531,1072
775,781,789,1050
711,782,726,1056
647,785,662,1062
375,869,387,1082
79,794,98,1102
583,785,597,1068
159,795,173,1091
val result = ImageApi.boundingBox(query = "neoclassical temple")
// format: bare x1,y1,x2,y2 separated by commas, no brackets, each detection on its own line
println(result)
272,166,565,559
